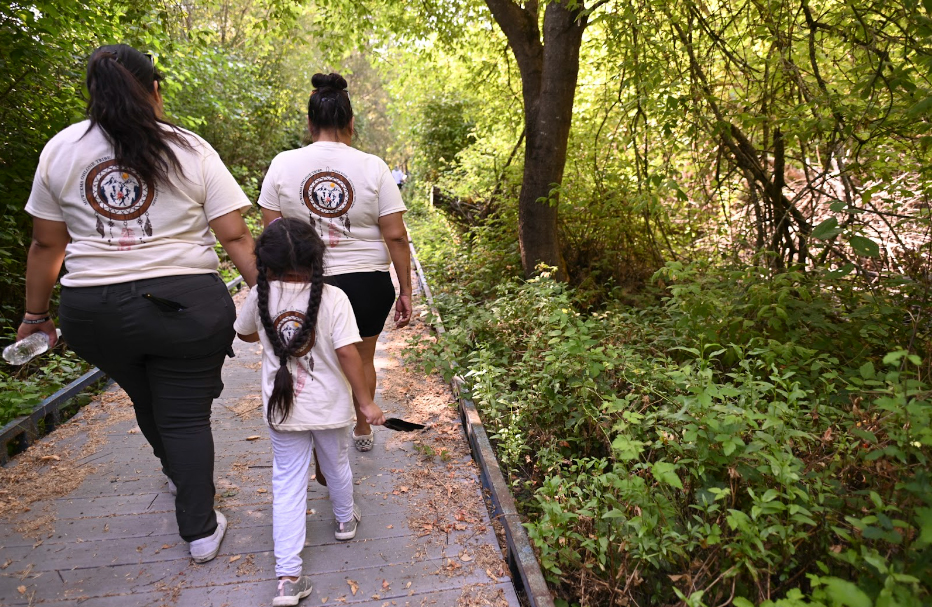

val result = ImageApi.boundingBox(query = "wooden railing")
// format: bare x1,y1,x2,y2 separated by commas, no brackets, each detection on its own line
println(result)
408,240,555,607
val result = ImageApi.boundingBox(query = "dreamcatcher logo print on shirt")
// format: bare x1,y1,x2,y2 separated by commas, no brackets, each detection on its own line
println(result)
273,309,316,362
81,157,156,250
300,169,354,247
273,309,317,396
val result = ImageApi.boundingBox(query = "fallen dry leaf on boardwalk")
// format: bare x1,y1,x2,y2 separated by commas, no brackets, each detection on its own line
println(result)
0,387,134,538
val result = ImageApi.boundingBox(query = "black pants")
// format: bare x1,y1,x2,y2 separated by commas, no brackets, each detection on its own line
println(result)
59,274,235,542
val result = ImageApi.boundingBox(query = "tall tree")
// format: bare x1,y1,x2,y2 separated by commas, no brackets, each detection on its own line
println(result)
484,0,603,279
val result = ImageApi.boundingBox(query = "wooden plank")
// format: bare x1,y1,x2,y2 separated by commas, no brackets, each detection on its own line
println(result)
458,392,556,607
2,566,517,607
0,275,519,606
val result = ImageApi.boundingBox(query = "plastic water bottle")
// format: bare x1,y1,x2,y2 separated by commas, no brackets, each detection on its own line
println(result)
2,329,61,365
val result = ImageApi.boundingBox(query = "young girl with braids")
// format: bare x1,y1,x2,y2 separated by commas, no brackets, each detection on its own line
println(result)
234,218,385,606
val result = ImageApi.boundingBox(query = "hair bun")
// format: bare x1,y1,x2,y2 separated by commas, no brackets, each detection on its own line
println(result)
311,72,347,91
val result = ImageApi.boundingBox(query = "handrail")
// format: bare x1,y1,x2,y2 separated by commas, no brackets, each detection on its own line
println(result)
0,275,245,466
407,241,555,607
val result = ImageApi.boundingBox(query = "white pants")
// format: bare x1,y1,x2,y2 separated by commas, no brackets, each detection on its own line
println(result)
269,426,354,577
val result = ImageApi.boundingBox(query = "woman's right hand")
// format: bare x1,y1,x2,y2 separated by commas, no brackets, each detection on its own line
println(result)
21,218,68,349
17,316,58,347
394,294,412,328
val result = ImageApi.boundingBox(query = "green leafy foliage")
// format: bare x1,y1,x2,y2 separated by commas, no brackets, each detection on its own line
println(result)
411,95,475,182
0,344,91,427
407,197,931,606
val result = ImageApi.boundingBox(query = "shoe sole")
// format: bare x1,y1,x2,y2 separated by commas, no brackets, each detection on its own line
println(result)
272,586,313,607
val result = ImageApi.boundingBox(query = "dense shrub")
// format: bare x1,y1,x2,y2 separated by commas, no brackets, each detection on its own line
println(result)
408,203,931,607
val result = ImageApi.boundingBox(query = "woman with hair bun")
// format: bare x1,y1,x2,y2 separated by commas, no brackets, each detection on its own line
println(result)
258,72,412,455
17,43,258,563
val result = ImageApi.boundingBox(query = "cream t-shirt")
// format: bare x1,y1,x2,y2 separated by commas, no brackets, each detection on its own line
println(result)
25,120,251,287
257,142,406,276
234,283,362,431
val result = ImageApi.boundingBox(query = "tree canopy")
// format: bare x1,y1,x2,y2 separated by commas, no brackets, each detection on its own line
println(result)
1,0,930,604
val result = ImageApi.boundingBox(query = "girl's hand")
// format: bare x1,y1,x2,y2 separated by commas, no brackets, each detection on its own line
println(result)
359,400,386,426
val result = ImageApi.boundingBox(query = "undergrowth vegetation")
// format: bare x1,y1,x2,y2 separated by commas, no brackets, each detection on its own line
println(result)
0,345,91,431
406,201,932,607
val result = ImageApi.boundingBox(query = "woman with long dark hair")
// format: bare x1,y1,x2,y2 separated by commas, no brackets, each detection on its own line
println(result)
258,72,412,455
16,44,257,563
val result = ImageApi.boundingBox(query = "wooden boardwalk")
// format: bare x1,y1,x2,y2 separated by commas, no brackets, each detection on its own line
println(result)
0,284,519,607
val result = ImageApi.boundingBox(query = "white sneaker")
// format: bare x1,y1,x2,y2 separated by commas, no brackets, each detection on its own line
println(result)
189,510,227,563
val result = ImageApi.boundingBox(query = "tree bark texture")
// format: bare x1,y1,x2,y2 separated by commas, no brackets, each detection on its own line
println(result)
484,0,588,279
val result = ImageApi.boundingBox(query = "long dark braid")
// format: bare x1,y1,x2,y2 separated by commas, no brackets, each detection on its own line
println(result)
254,219,327,425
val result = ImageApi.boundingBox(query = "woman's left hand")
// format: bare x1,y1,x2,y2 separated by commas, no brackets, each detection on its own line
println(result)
394,294,412,328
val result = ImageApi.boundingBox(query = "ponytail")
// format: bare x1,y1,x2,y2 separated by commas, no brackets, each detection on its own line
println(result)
85,44,192,185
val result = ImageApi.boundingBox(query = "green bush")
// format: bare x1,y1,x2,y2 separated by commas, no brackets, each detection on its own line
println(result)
408,228,932,606
0,345,91,427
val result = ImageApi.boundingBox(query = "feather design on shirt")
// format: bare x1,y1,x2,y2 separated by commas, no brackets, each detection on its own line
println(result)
294,362,308,396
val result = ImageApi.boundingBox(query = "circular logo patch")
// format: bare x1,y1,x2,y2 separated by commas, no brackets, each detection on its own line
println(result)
301,170,354,218
272,310,315,357
83,159,155,221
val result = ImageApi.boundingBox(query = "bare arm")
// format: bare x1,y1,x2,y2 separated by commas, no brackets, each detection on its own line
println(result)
209,210,257,287
237,331,260,343
17,218,69,344
261,208,282,227
378,211,412,328
336,343,386,425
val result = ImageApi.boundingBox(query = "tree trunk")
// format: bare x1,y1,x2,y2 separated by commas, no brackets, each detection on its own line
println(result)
484,0,589,279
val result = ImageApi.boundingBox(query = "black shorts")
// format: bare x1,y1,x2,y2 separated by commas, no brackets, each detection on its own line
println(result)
323,271,396,338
